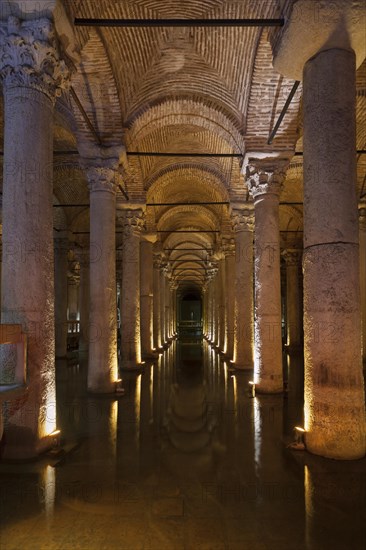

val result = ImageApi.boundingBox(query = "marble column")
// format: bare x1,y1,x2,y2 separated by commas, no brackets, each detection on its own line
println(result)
247,164,285,393
0,17,69,458
153,254,162,350
218,256,226,352
84,155,121,392
67,276,79,322
232,207,254,370
160,265,167,345
119,209,145,368
54,233,69,358
75,246,90,352
140,233,157,359
302,48,365,459
282,249,302,350
359,207,366,364
223,238,235,359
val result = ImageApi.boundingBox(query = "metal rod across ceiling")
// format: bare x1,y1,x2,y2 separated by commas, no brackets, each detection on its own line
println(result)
74,18,285,28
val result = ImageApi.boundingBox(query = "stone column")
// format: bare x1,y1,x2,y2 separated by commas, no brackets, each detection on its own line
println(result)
119,209,145,368
282,249,302,350
160,266,167,345
153,254,162,350
75,246,90,352
359,207,366,364
218,256,226,352
232,207,254,369
140,233,157,359
223,238,235,359
67,276,79,321
301,49,365,459
247,163,285,393
54,232,69,358
0,16,69,458
84,154,121,392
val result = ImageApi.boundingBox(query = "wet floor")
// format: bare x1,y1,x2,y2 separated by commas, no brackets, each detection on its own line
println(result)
0,340,365,549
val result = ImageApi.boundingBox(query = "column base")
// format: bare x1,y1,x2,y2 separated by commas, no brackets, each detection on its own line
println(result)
233,363,254,371
0,426,61,461
142,351,159,361
120,360,145,372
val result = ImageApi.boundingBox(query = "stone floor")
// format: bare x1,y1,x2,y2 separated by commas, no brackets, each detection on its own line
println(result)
0,340,365,549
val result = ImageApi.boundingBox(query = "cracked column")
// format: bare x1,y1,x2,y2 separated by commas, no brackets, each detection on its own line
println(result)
119,209,145,368
222,238,235,359
273,0,366,457
282,249,302,350
360,208,366,365
247,164,285,393
140,232,157,359
0,16,69,458
232,207,254,369
84,153,121,392
54,232,69,358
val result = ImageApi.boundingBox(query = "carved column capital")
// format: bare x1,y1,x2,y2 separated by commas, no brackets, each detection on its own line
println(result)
0,16,70,101
86,167,119,194
118,209,145,237
246,163,286,199
282,249,302,267
222,237,236,257
232,207,254,232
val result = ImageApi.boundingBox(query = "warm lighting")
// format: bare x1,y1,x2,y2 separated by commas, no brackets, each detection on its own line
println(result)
249,381,256,397
230,359,235,363
115,379,125,394
49,429,60,437
294,426,306,444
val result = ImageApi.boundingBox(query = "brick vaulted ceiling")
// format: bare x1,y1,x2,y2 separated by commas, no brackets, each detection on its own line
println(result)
1,1,366,289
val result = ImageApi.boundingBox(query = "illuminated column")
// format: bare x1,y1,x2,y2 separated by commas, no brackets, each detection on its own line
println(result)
301,49,365,458
54,233,69,358
223,238,235,358
213,264,221,347
75,246,90,352
140,233,157,359
247,163,285,393
0,17,69,458
160,265,167,345
163,264,172,341
119,209,145,368
153,254,162,350
218,255,226,352
232,207,254,369
84,152,121,392
67,276,79,321
282,249,302,350
360,207,366,364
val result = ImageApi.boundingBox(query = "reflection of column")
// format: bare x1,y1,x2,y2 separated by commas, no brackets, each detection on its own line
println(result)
54,233,69,358
232,207,254,369
85,154,120,392
282,249,302,350
247,163,285,393
140,233,157,359
223,238,235,358
153,255,162,350
0,17,69,458
302,48,365,459
76,247,90,352
359,208,366,364
119,209,145,368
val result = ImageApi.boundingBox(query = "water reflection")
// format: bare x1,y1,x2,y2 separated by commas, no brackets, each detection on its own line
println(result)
0,343,364,549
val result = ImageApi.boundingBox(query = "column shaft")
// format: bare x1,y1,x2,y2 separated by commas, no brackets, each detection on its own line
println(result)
54,235,69,358
140,237,155,358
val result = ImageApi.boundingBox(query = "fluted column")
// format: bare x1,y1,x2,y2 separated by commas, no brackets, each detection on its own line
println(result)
54,233,69,358
360,208,366,364
84,155,121,392
232,207,254,369
0,16,69,458
282,249,302,350
140,233,157,359
153,254,162,350
119,209,145,368
247,164,285,393
223,238,235,358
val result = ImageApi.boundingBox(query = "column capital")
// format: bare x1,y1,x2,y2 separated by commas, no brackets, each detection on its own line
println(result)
141,231,158,244
222,237,236,257
232,207,254,232
246,163,286,199
282,248,302,266
118,209,145,237
0,16,70,101
359,206,366,231
85,166,120,194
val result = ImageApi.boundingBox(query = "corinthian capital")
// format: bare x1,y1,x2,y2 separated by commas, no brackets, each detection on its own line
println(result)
0,16,70,100
86,167,119,194
246,164,286,199
118,209,145,237
232,207,254,232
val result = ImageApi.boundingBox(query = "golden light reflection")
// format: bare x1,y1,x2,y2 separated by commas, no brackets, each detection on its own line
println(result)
135,374,142,446
149,367,154,420
109,400,118,458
